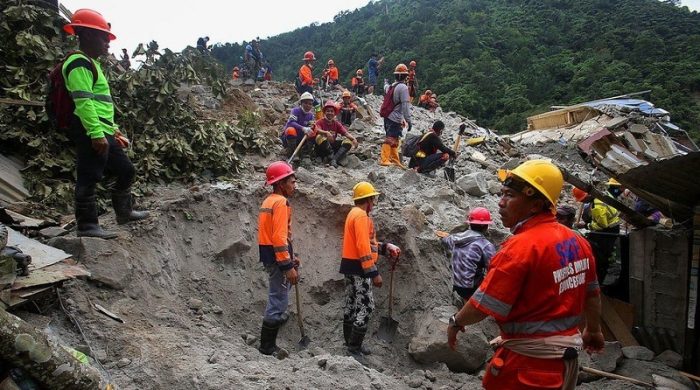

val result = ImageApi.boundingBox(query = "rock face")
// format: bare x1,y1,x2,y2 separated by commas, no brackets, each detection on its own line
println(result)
408,306,490,373
653,350,683,369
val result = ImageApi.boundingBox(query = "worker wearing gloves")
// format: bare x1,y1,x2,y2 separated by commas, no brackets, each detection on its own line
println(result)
61,9,148,239
281,92,316,161
314,100,359,167
436,207,496,302
257,161,299,358
340,182,400,356
447,160,603,390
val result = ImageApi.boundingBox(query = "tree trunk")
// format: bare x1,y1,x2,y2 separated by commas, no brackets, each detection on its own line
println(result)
0,308,104,390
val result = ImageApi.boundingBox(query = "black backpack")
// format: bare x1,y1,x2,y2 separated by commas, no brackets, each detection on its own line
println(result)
401,132,430,157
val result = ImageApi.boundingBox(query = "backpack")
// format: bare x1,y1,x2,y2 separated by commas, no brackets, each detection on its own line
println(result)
46,51,98,130
401,132,431,158
379,83,397,118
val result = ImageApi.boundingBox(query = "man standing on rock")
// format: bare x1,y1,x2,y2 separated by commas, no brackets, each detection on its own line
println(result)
340,182,400,356
257,161,299,358
447,160,604,390
379,64,412,168
62,9,149,239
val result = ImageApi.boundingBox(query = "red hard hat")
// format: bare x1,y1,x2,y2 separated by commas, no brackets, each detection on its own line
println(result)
323,99,339,114
64,9,116,41
409,60,417,67
468,207,493,225
265,161,295,185
303,51,316,61
572,187,588,202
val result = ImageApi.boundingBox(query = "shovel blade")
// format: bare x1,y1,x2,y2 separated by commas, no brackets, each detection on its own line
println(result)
444,165,455,182
377,316,399,342
298,334,311,349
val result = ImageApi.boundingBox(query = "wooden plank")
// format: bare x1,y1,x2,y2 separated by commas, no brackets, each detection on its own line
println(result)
6,227,71,271
601,295,639,346
11,260,89,291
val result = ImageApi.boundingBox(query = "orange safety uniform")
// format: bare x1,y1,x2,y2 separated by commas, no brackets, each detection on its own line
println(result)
299,64,314,86
351,76,364,88
470,213,599,389
340,206,385,278
327,66,339,82
258,193,294,271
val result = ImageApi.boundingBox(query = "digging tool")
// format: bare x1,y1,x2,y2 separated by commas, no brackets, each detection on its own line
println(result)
377,259,399,342
444,124,467,182
286,134,308,165
294,283,311,349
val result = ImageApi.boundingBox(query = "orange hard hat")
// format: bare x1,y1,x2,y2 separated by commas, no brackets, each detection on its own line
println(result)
265,161,295,185
327,59,334,65
409,60,417,67
342,90,351,98
64,9,116,40
394,63,409,74
572,187,588,202
356,69,363,76
303,51,316,61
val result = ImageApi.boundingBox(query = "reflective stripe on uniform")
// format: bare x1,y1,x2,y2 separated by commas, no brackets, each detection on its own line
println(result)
472,288,512,318
358,254,372,262
500,315,582,335
273,246,288,253
94,94,113,103
260,208,273,213
70,91,94,99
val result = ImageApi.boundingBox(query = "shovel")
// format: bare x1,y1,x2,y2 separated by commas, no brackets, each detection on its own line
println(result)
294,283,311,349
286,133,308,165
377,260,399,342
444,124,466,182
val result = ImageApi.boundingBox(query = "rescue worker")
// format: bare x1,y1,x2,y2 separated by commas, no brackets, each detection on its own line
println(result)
366,53,384,94
418,89,439,111
297,51,317,96
323,59,340,89
339,90,358,127
314,100,359,167
341,182,401,355
380,63,412,168
436,207,496,302
62,9,149,239
257,161,299,358
351,69,365,97
556,205,578,229
119,48,130,70
281,92,316,161
232,66,240,80
577,179,621,285
407,120,457,176
447,159,604,390
196,36,209,52
407,60,417,103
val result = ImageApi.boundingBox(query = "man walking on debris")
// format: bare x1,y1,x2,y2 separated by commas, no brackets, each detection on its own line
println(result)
257,161,299,358
447,160,603,390
366,53,384,95
407,60,417,103
314,100,358,167
281,92,316,161
407,120,457,176
436,207,496,303
341,182,401,356
339,90,357,127
379,64,412,168
62,9,149,239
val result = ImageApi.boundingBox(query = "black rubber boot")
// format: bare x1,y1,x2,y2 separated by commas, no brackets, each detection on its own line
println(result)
112,190,149,225
330,146,349,167
347,325,371,355
343,320,353,345
75,195,117,239
259,320,281,356
286,138,298,159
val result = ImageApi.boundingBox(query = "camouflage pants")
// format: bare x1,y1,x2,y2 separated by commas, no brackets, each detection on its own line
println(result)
343,275,375,328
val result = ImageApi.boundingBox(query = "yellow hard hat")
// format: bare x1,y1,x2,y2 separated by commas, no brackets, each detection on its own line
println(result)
607,178,621,186
352,181,380,201
497,159,563,211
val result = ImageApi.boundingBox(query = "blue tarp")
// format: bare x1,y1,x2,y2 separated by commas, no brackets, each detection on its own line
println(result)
583,98,669,116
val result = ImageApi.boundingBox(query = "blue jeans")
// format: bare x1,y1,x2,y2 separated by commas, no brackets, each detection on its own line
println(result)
263,264,291,322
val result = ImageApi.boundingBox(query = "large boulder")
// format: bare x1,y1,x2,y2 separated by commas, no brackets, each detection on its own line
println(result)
408,306,490,373
456,172,488,196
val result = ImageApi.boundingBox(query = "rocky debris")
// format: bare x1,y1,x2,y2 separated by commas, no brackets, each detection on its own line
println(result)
615,358,693,387
579,342,623,382
653,350,683,369
38,226,68,238
621,345,655,361
455,172,488,196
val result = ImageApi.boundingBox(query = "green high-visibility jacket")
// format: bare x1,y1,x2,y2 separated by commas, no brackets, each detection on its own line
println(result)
62,53,117,139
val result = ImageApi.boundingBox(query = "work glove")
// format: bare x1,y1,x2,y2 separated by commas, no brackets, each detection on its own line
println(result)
386,243,400,258
302,127,312,135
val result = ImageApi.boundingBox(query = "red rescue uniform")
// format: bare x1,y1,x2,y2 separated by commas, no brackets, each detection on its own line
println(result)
340,206,380,278
469,213,599,389
258,193,293,271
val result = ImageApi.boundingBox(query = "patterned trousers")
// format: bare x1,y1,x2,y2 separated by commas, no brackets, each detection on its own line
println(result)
343,275,375,328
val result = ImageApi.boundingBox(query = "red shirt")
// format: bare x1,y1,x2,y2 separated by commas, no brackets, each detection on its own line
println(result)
469,213,599,339
316,118,348,143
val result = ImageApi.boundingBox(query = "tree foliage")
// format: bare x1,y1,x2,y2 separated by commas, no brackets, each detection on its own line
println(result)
213,0,700,141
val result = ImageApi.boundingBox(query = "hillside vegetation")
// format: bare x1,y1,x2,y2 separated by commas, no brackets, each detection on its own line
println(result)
213,0,700,140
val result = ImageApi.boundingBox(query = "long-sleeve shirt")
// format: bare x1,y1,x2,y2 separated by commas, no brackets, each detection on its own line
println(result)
442,230,496,288
284,106,315,134
589,198,620,231
62,53,116,139
388,82,411,124
340,207,386,278
415,132,456,158
299,64,314,86
258,193,293,271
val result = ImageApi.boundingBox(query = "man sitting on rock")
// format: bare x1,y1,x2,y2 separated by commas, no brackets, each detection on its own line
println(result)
313,100,358,167
281,92,316,161
339,90,357,127
408,120,457,177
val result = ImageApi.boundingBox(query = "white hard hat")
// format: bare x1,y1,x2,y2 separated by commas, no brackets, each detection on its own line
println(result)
299,92,314,102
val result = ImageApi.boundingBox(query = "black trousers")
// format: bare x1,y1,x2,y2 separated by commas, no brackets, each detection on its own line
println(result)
71,124,135,198
587,225,620,285
409,153,447,173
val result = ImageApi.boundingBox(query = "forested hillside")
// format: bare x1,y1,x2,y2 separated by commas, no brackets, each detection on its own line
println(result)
213,0,700,140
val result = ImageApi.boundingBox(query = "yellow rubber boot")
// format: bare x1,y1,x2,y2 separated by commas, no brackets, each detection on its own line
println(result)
390,146,407,169
379,144,394,166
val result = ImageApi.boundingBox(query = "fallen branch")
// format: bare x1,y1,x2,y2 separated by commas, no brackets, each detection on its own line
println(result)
581,366,653,387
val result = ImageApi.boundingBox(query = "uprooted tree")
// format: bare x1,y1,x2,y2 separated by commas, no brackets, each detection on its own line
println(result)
0,0,276,210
